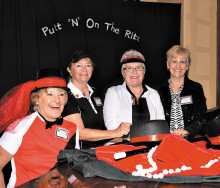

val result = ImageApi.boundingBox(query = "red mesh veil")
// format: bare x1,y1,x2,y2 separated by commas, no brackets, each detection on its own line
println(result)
0,77,66,133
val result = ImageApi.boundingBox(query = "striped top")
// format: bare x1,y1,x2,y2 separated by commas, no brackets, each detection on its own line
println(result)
168,80,184,132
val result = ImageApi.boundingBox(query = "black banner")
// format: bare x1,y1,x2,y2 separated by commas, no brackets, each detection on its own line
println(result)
0,0,180,98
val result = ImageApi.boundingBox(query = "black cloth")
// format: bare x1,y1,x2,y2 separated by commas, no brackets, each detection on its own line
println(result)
158,76,207,140
64,133,77,150
56,148,219,184
126,84,150,125
132,98,150,124
62,88,110,149
0,1,181,101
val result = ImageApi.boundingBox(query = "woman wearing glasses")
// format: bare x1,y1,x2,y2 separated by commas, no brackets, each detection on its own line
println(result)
103,49,165,132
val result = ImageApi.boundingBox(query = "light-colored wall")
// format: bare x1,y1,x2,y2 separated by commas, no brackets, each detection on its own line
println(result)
182,0,217,109
141,0,217,109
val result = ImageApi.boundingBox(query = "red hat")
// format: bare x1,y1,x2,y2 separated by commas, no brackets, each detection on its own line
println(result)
0,69,67,133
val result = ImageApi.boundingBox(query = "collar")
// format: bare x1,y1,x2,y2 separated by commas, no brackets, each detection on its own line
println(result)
123,82,148,98
67,81,94,98
38,112,63,129
168,79,184,95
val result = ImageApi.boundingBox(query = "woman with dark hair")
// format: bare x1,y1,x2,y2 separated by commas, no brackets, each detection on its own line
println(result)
0,68,79,187
62,50,130,149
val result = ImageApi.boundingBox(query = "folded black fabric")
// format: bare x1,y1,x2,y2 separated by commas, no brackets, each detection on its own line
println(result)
56,149,208,184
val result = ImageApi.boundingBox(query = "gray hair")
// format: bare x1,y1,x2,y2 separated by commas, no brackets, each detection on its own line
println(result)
120,49,146,71
120,49,145,63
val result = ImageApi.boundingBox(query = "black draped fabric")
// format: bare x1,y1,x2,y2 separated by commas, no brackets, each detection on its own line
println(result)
0,0,180,98
56,149,209,184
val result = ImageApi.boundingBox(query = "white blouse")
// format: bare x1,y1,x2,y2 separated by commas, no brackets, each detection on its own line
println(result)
103,82,165,130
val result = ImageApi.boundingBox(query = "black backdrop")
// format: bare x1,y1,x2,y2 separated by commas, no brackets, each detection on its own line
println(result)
0,0,181,99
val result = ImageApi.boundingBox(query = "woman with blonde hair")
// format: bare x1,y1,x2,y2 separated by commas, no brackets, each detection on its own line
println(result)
158,45,207,140
0,68,79,187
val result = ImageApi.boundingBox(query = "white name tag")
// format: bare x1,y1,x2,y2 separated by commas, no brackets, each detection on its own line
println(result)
56,127,69,140
180,95,193,105
131,97,135,105
94,97,103,106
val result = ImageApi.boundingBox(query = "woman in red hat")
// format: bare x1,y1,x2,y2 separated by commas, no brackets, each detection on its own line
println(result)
0,68,79,188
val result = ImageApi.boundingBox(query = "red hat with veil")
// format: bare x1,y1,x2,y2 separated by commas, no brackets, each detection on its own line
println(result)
0,68,67,133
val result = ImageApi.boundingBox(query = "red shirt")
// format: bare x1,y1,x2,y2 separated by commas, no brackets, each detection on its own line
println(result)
0,112,78,187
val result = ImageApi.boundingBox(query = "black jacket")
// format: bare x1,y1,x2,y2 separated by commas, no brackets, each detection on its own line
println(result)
158,76,207,140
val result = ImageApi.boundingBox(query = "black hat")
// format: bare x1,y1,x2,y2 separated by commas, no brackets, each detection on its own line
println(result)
36,68,63,80
204,107,220,138
130,120,170,143
33,68,69,92
68,49,94,65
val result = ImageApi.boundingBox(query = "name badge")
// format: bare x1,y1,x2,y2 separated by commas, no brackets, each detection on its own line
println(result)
56,127,69,140
94,97,103,106
180,95,193,105
131,97,135,105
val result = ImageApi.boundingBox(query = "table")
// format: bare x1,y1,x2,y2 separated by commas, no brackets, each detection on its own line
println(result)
17,162,220,188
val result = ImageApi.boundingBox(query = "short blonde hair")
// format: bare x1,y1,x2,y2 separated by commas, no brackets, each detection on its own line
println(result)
166,45,191,64
30,88,68,112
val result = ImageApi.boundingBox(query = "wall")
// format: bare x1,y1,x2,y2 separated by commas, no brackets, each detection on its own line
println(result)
141,0,217,109
182,0,217,109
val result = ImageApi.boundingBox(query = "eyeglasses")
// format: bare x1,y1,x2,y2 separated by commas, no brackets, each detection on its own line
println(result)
123,66,145,72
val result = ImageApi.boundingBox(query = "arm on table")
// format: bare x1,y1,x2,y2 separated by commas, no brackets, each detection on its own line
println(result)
65,113,130,141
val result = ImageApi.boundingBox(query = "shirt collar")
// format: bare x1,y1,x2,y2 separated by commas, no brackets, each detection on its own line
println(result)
168,79,184,95
37,111,45,122
37,112,63,129
123,81,148,98
67,81,94,98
